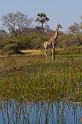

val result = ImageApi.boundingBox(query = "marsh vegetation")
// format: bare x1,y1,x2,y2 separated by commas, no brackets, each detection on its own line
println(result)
0,46,82,102
0,11,82,124
0,46,81,124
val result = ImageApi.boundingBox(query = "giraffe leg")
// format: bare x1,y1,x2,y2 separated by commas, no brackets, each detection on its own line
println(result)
45,48,48,59
52,47,53,60
52,45,55,60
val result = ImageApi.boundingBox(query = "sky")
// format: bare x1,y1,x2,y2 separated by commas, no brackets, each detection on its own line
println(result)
0,0,82,32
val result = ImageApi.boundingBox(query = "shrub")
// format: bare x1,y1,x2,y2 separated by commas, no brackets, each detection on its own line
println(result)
3,43,20,54
58,34,82,47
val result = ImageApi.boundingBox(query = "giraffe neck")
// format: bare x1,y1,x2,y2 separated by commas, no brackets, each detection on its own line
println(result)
56,26,60,34
53,30,58,39
47,25,60,45
53,26,59,39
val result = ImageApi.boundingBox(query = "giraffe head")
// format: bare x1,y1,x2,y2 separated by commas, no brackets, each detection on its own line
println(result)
57,24,63,29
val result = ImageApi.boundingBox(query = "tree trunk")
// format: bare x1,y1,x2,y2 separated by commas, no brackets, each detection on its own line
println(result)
42,23,44,30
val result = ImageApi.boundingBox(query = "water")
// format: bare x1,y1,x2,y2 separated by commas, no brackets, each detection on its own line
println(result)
0,100,82,124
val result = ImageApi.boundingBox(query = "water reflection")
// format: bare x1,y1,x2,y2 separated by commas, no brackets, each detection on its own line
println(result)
0,100,82,124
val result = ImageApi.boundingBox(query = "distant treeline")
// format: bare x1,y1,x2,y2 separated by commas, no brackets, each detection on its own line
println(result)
0,11,82,54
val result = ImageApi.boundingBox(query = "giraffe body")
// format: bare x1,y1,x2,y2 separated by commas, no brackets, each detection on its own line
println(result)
43,24,62,60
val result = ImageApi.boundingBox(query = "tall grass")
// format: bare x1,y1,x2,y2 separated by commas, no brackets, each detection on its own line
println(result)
0,46,82,102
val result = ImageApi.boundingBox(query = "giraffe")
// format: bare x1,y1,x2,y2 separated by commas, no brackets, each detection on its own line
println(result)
43,24,62,60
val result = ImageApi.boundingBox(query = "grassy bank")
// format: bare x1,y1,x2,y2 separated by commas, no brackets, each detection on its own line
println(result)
0,46,82,102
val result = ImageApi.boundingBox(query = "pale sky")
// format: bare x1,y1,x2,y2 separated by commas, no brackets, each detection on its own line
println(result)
0,0,82,32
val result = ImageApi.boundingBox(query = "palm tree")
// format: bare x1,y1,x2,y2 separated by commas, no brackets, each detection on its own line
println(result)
36,13,49,30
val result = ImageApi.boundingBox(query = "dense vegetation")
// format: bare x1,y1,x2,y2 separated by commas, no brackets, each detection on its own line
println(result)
0,47,81,102
0,11,82,54
0,11,82,103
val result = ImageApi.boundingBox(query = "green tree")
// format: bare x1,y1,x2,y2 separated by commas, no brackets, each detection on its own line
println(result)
35,13,49,30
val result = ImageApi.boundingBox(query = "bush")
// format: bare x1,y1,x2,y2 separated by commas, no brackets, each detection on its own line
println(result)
16,31,49,49
17,40,32,49
3,43,20,54
58,34,82,47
